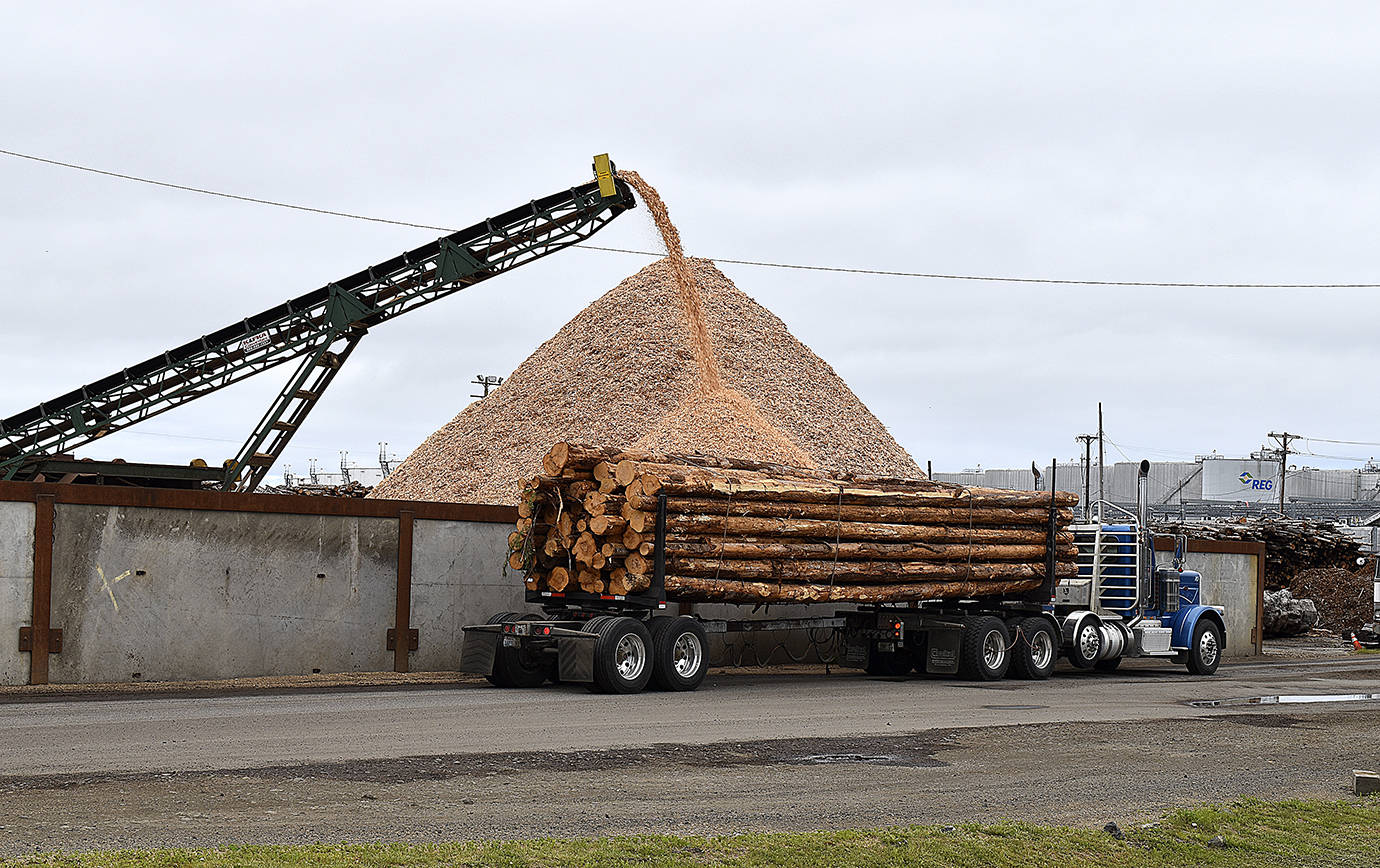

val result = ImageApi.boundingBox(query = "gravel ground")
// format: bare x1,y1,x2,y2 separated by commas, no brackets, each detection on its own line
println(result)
1,707,1374,855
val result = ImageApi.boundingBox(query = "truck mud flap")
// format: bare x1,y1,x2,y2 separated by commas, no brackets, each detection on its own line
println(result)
459,630,500,676
925,627,961,675
558,635,596,684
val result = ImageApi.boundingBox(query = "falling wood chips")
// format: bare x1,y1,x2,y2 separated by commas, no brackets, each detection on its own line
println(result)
370,257,920,505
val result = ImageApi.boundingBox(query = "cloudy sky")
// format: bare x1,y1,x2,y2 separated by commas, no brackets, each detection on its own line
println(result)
3,2,1377,480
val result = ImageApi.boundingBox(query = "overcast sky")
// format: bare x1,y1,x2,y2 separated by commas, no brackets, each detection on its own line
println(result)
3,2,1378,480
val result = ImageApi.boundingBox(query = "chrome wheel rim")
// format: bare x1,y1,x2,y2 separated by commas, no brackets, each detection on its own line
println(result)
1199,629,1219,667
1030,630,1054,670
982,630,1006,669
1078,624,1100,661
615,633,647,681
672,632,702,678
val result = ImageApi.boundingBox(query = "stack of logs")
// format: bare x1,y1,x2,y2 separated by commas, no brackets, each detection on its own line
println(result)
508,443,1079,604
1153,516,1363,589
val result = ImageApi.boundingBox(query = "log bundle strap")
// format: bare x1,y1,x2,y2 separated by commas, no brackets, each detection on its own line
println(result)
509,442,1079,603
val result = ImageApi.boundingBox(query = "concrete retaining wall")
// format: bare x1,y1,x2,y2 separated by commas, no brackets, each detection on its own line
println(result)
0,501,35,685
410,518,523,672
48,505,402,684
1157,544,1263,657
0,482,516,686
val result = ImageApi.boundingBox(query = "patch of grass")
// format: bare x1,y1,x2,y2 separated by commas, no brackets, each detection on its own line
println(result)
4,798,1377,868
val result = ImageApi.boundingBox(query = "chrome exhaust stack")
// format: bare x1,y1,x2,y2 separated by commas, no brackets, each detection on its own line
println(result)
1137,460,1151,609
1137,460,1150,531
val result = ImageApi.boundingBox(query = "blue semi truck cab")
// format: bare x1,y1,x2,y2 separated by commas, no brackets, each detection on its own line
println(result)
1053,460,1227,674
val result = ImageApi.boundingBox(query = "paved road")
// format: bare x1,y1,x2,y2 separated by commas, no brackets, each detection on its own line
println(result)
2,658,1379,853
2,657,1378,778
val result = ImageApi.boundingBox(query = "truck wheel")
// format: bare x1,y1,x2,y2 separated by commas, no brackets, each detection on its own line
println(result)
1067,617,1102,669
584,616,654,694
1008,617,1057,680
1185,619,1223,676
957,616,1011,681
649,616,709,691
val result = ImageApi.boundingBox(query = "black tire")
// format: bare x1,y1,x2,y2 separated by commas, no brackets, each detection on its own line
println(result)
1094,655,1122,673
1007,617,1057,680
865,646,914,676
957,616,1011,681
1185,619,1223,676
1066,617,1102,670
485,613,547,688
648,616,709,691
584,616,654,694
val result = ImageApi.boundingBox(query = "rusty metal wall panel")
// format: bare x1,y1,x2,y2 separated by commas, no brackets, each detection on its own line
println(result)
0,480,516,525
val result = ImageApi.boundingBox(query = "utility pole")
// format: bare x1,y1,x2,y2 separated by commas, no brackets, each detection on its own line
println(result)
472,374,504,399
1097,402,1105,519
1076,434,1095,519
1268,431,1297,515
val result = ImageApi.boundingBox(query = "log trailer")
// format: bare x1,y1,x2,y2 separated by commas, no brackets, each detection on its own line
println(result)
462,461,1228,693
0,156,635,488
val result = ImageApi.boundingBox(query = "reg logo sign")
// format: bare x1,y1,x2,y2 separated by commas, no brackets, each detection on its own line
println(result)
1239,471,1275,492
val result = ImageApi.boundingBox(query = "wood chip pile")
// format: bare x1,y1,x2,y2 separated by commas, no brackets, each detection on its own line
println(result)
369,255,919,505
1153,517,1363,589
372,170,917,506
509,442,1078,605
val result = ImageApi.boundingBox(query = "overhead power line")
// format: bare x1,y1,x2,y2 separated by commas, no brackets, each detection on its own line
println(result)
576,245,1380,288
1302,435,1380,448
0,147,453,232
5,145,1380,289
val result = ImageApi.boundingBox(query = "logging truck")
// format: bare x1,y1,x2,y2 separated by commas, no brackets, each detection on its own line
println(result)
461,460,1227,693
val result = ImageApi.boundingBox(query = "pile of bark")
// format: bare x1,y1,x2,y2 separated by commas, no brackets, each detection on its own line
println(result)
508,442,1078,604
1153,516,1362,589
1289,567,1375,635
